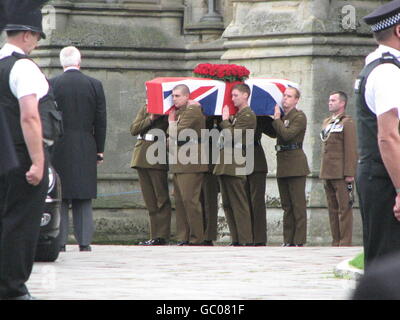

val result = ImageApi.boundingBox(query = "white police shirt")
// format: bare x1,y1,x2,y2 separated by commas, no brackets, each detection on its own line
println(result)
364,44,400,119
0,43,48,101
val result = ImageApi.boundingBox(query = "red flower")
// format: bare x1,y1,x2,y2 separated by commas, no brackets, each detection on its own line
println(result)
193,63,250,82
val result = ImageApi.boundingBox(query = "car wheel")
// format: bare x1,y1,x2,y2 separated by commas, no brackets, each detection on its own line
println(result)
35,233,61,262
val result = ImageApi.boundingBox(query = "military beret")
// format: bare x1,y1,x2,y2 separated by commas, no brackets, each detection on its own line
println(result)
363,0,400,32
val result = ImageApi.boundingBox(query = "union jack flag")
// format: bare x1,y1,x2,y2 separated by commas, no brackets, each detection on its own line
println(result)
145,77,299,115
145,77,235,115
245,78,300,115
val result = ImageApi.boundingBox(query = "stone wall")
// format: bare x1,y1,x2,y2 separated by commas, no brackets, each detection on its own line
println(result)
1,0,388,245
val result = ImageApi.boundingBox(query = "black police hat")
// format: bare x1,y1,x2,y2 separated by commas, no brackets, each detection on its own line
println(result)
3,0,48,39
363,0,400,32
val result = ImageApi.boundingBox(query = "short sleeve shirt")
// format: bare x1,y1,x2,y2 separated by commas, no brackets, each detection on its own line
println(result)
0,43,48,100
364,45,400,119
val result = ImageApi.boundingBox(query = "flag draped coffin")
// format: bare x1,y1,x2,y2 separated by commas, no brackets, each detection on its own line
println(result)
245,78,300,115
145,77,299,116
145,77,235,115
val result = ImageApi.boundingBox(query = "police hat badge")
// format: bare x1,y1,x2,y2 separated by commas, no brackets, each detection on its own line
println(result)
1,0,48,38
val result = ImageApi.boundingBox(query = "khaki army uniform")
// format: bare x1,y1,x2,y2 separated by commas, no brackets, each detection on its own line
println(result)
320,112,357,246
273,108,310,245
130,105,171,241
246,116,276,245
169,104,208,244
214,106,256,245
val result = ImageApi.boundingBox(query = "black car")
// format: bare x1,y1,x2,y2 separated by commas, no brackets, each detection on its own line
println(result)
35,165,62,262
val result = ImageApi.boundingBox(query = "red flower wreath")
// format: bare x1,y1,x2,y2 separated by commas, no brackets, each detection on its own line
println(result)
193,63,250,82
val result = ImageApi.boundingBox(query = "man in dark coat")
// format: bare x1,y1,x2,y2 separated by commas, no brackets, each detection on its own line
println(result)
50,46,107,252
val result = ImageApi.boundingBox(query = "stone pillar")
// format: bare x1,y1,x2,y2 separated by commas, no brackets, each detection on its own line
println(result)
222,0,384,245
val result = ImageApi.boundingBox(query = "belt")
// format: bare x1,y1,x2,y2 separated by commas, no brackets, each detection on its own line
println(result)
275,143,302,152
137,134,157,142
218,142,256,150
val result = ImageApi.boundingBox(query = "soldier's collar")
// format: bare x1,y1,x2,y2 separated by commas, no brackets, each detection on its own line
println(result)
330,112,345,122
236,105,250,114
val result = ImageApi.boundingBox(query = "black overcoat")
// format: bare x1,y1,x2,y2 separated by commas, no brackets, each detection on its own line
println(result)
50,69,107,199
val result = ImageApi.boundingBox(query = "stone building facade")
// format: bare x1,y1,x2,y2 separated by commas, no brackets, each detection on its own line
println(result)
3,0,388,244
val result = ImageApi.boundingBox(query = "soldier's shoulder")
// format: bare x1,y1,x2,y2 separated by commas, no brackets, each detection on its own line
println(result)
342,114,354,121
293,109,307,120
187,105,204,115
342,114,356,126
243,107,256,117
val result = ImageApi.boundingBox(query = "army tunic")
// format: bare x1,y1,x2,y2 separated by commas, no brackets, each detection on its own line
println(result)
130,105,171,241
168,104,208,244
272,108,310,245
319,112,358,246
214,106,256,244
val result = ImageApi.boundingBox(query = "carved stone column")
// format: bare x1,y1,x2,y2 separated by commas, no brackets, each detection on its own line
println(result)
200,0,223,22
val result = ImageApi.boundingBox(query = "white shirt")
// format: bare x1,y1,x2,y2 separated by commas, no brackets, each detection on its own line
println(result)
0,43,49,100
364,44,400,119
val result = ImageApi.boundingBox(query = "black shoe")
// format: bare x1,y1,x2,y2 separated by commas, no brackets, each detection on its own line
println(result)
243,243,254,246
282,243,295,247
229,242,240,246
79,245,92,252
177,241,189,246
187,242,204,246
295,244,304,247
203,240,214,246
254,242,266,246
139,238,167,246
60,245,66,252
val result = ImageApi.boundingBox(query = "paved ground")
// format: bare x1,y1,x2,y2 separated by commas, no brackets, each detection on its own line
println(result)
27,245,362,300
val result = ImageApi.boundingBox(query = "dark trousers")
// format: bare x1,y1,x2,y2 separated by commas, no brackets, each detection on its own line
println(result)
60,199,94,246
356,162,400,269
246,172,267,244
277,176,307,245
0,146,48,299
201,172,219,242
137,168,171,240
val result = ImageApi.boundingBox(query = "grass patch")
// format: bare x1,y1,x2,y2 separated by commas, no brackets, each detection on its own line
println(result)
348,252,364,270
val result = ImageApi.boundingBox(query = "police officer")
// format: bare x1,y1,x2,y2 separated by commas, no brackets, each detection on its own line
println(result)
0,5,49,300
355,0,400,268
214,83,256,246
130,105,171,245
0,0,46,175
168,84,208,245
319,91,357,246
273,87,310,247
